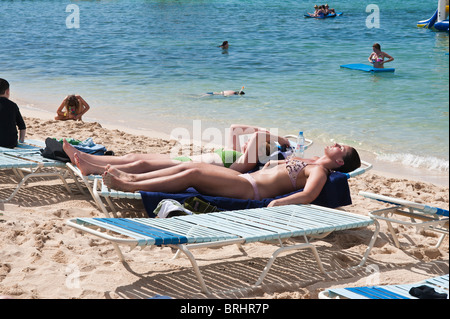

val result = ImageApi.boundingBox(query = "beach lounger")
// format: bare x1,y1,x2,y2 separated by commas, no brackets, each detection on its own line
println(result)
66,204,380,294
319,274,449,299
0,139,45,153
359,191,449,249
0,140,84,205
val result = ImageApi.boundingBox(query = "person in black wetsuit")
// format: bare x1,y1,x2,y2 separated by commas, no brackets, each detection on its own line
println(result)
0,79,27,148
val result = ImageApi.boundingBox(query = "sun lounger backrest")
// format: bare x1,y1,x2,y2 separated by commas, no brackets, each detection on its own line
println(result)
360,191,449,217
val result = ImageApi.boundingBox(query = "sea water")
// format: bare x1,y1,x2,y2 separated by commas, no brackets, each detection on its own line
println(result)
1,0,448,178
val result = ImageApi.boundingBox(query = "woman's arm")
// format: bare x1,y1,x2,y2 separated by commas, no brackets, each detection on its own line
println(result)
381,52,394,64
230,129,291,173
227,124,261,151
267,166,328,207
227,125,289,151
75,95,90,120
56,96,68,115
229,131,268,172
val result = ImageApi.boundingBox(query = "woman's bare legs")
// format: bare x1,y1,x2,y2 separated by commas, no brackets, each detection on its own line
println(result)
104,165,135,181
63,139,169,166
74,152,182,176
103,166,195,193
103,162,253,199
105,165,173,182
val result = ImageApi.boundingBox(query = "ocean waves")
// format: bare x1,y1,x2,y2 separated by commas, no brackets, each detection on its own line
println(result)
378,153,449,173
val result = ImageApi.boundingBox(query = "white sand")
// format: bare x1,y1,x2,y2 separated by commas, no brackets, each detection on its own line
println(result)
0,111,448,299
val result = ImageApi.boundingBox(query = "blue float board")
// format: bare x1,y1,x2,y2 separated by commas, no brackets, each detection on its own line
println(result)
340,63,395,72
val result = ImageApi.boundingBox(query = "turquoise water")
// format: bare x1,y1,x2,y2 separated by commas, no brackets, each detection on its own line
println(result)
1,0,448,173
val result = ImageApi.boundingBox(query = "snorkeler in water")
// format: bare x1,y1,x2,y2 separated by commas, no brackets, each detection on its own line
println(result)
205,86,245,96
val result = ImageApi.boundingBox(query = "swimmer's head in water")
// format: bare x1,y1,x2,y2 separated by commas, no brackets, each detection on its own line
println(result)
236,91,245,95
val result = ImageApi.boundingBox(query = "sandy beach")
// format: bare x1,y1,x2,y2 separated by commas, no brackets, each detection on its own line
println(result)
0,110,448,300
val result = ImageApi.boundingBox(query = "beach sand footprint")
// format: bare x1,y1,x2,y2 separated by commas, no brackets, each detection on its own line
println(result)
0,263,12,282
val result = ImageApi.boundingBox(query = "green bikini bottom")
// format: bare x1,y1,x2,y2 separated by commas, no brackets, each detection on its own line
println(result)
214,148,243,168
173,148,243,168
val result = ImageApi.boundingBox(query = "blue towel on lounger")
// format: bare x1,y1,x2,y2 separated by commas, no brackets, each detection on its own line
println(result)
140,171,351,217
74,138,107,155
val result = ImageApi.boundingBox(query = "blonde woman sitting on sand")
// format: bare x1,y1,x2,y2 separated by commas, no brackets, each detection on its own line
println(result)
55,95,90,121
63,124,291,175
101,143,361,206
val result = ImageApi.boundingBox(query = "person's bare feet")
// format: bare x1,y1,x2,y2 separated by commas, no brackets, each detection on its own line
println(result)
102,170,135,192
105,165,136,182
62,139,78,164
74,153,104,176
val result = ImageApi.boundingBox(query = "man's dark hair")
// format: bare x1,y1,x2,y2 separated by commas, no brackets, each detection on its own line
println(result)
0,78,10,95
336,147,361,173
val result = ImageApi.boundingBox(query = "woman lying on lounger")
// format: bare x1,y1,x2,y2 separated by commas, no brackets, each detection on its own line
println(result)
102,143,361,207
63,124,291,175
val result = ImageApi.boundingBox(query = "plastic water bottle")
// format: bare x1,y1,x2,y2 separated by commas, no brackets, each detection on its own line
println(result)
295,131,305,157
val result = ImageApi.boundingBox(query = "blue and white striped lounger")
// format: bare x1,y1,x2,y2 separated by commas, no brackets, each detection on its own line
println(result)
66,204,380,294
319,274,449,299
359,191,449,249
1,140,83,204
0,139,45,153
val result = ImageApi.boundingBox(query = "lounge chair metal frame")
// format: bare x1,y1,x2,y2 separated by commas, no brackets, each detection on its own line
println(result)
319,274,449,299
66,204,380,294
359,191,449,249
0,140,84,205
66,163,131,218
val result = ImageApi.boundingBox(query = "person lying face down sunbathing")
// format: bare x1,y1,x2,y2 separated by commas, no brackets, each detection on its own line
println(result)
63,124,291,175
102,143,361,207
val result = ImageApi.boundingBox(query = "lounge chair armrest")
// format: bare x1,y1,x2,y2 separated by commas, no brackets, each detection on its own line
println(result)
345,160,372,178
